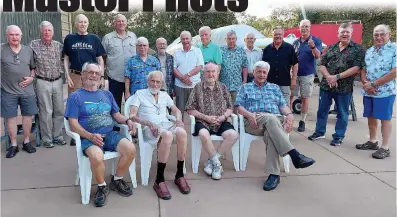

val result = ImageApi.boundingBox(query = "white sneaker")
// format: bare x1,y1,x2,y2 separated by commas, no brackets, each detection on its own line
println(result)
203,159,213,176
212,163,223,180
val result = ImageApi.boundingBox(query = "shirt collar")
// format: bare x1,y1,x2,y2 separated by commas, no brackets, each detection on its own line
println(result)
112,31,132,38
203,81,220,91
40,39,52,45
374,40,392,51
244,45,261,52
253,80,267,88
202,41,213,48
271,41,285,49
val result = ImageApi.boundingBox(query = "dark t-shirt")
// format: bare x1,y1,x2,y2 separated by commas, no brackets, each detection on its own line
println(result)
63,33,106,72
1,43,36,95
262,42,299,86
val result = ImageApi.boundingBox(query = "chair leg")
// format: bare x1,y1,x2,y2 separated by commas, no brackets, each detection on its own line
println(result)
191,137,201,174
80,158,92,205
140,145,154,186
75,168,79,186
129,159,138,188
231,142,240,172
111,158,116,176
241,139,252,171
282,155,290,173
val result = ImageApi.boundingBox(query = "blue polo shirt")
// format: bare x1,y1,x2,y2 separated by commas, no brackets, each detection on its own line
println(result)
262,42,298,86
293,35,323,76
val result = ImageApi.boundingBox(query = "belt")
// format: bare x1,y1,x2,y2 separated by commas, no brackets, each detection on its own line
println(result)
70,69,81,75
36,75,61,82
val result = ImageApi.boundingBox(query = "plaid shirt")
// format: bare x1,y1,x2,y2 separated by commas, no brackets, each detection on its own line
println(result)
234,82,287,114
153,52,174,96
125,55,160,94
30,39,64,79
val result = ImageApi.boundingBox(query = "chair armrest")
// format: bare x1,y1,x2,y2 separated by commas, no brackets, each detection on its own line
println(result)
114,123,132,141
65,130,81,142
231,114,238,130
189,115,196,133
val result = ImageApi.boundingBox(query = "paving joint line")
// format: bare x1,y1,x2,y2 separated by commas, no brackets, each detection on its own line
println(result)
2,171,392,192
294,130,396,190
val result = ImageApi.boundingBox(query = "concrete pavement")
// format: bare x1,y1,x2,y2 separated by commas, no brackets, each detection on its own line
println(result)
1,83,396,217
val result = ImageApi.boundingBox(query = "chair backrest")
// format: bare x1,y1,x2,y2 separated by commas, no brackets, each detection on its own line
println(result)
124,96,135,119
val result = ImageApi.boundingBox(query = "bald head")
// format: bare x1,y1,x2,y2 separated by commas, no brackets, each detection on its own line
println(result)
6,25,22,46
114,14,127,32
75,14,89,34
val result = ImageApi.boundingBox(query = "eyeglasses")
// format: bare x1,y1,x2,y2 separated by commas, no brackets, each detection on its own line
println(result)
138,44,148,47
14,54,20,64
373,33,388,38
86,70,101,76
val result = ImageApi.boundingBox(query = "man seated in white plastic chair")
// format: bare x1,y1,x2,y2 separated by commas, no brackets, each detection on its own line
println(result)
185,62,238,180
128,70,190,200
65,63,137,207
235,61,315,191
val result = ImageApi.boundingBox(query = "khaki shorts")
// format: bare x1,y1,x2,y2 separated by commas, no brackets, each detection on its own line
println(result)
292,74,315,98
142,121,182,145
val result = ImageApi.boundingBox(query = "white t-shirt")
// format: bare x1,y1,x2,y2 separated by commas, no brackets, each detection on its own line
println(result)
173,46,204,88
130,89,174,124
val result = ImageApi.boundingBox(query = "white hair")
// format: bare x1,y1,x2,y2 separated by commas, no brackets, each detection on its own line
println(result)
81,62,101,73
137,37,149,45
75,14,88,24
226,30,237,38
203,62,218,72
114,14,126,22
156,37,167,44
244,32,255,39
300,19,311,27
40,21,53,30
180,31,192,38
6,25,22,35
374,24,391,33
254,61,270,71
199,26,211,35
147,70,164,82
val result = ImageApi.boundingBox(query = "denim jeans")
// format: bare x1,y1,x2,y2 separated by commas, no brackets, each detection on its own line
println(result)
315,89,352,140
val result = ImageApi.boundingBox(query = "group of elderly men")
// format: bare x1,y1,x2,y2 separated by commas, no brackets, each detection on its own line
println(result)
1,12,395,208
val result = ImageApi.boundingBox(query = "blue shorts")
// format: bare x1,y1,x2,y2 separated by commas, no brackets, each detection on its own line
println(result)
1,89,38,118
81,131,126,157
363,95,395,120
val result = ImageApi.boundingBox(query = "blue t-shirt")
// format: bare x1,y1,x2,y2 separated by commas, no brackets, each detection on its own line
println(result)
63,33,106,72
64,89,119,135
293,35,323,76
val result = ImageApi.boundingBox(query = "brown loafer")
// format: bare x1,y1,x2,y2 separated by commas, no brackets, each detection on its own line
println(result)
174,177,191,194
153,182,172,200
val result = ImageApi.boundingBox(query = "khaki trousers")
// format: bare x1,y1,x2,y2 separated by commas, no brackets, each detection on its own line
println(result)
34,78,64,143
244,113,294,175
67,72,83,94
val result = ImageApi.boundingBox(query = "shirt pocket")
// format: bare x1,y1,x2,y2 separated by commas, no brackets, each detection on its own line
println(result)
108,44,121,56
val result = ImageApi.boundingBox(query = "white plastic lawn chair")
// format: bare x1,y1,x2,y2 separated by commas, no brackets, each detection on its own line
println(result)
189,115,240,173
64,118,137,205
238,114,291,172
124,96,186,186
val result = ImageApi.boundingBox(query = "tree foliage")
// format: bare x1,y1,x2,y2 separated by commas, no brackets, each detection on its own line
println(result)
71,12,238,47
243,5,396,48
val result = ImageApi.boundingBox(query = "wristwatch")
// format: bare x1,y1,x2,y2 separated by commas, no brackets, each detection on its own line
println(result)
336,74,341,80
370,82,377,88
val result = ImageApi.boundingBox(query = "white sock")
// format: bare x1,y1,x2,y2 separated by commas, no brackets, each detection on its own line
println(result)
11,144,17,147
23,140,30,144
301,113,307,122
370,139,377,143
381,145,389,150
114,175,123,181
98,182,106,187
